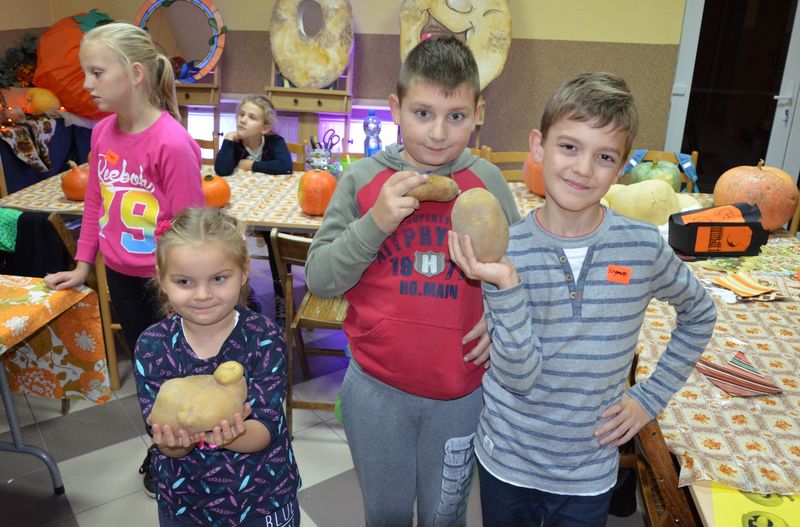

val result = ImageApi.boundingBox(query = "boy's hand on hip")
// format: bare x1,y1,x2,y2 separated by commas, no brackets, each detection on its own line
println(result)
595,394,652,447
371,171,427,233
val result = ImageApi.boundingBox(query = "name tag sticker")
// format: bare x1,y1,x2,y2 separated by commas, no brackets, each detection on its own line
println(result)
607,265,632,284
105,150,119,164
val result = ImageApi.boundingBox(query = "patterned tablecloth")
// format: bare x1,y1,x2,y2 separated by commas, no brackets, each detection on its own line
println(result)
0,166,548,228
0,275,112,403
635,235,800,495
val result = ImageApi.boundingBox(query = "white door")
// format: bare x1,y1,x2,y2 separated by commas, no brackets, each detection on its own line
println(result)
665,0,800,187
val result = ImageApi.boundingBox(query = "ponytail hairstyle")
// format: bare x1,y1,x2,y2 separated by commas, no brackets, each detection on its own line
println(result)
82,22,181,121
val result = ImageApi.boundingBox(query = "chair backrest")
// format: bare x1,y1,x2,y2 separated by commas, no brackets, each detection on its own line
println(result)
0,158,7,197
635,150,700,193
286,142,306,172
481,146,528,182
790,196,800,237
195,138,217,166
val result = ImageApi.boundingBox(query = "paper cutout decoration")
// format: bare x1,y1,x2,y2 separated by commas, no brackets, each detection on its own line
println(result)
696,351,782,397
712,272,774,298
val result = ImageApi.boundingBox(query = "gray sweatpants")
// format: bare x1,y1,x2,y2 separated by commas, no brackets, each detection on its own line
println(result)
340,360,482,527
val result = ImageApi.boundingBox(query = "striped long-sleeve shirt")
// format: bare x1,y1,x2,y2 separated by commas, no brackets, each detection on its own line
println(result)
475,209,716,495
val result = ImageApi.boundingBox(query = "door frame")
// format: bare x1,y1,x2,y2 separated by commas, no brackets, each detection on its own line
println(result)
664,0,800,183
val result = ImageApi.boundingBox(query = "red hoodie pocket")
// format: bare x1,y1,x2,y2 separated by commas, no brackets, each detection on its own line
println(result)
348,317,482,399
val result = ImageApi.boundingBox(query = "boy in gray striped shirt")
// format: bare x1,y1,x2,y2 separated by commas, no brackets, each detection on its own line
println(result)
448,72,716,526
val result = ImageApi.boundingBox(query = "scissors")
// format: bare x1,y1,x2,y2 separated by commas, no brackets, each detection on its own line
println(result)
321,129,341,151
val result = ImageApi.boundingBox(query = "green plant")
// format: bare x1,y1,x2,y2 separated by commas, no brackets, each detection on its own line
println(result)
0,33,38,88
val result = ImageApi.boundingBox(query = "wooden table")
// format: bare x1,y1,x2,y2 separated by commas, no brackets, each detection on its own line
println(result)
0,275,113,495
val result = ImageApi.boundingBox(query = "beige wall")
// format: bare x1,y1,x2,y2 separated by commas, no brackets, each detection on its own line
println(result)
1,0,686,150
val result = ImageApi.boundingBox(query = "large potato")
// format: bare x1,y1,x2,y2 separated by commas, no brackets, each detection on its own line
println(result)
150,361,247,434
451,188,509,262
406,174,460,202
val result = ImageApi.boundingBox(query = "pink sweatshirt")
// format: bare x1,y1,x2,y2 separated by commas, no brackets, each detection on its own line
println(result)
76,111,205,277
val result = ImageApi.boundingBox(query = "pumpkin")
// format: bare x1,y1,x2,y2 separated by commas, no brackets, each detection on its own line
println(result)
25,87,60,114
605,179,680,225
450,188,509,262
61,160,89,201
149,361,247,434
523,153,544,196
202,174,231,208
713,160,799,231
298,169,337,216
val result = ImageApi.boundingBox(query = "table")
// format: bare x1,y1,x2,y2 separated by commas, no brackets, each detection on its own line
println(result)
635,235,800,525
0,275,113,494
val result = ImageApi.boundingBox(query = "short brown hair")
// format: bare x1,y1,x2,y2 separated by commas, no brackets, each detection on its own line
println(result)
397,37,480,104
541,72,638,154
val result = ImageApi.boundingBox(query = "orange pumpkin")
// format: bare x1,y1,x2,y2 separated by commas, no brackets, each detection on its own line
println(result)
298,169,337,216
523,153,545,197
61,160,89,201
713,160,799,231
202,174,231,208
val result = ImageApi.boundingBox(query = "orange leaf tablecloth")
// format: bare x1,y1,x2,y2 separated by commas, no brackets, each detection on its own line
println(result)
0,275,111,404
635,236,800,495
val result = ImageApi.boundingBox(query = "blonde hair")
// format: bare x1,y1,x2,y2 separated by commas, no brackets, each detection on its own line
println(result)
82,22,181,121
541,72,638,155
155,207,250,313
238,95,277,129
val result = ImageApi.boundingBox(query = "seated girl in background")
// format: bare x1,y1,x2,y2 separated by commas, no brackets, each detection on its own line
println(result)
214,95,292,175
134,207,300,527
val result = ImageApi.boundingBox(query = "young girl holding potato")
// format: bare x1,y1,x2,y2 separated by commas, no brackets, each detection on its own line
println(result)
134,207,300,527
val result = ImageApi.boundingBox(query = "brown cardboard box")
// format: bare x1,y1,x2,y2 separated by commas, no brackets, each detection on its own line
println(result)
668,203,769,257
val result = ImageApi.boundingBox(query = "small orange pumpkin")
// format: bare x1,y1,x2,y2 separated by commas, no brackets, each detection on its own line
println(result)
523,153,545,197
713,160,799,231
61,160,89,201
298,169,337,216
202,174,231,208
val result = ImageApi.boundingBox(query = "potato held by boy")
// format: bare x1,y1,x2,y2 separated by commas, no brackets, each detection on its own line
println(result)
406,174,460,202
150,361,247,434
451,188,510,262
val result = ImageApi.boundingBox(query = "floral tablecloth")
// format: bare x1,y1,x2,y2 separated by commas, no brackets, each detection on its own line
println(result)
0,275,111,403
635,236,800,495
0,115,56,172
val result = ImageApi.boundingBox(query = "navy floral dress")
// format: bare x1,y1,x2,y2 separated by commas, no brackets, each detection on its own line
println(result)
134,307,301,526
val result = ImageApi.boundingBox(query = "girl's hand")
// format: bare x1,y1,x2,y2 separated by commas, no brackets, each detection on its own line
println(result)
151,422,195,450
44,262,91,290
224,131,239,141
198,403,252,447
237,159,254,171
594,394,652,447
462,317,491,369
447,231,518,289
371,171,428,233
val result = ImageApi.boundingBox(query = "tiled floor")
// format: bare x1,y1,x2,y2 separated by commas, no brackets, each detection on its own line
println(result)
1,245,646,526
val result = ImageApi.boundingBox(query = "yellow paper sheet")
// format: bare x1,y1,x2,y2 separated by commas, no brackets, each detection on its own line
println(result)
711,481,800,526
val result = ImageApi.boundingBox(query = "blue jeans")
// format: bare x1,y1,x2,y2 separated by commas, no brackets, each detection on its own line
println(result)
478,462,614,527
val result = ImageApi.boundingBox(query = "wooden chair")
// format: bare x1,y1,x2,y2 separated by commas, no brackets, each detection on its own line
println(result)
789,195,800,237
286,142,306,172
0,157,7,197
480,146,528,182
633,150,700,193
195,138,217,166
47,213,124,390
269,229,348,436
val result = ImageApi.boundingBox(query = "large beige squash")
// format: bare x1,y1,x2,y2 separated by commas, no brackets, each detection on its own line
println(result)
400,0,511,91
605,179,681,225
270,0,353,89
150,361,247,435
451,188,509,262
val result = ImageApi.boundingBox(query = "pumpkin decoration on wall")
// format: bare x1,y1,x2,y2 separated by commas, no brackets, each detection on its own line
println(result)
298,168,337,216
713,160,799,231
270,0,354,89
400,0,511,91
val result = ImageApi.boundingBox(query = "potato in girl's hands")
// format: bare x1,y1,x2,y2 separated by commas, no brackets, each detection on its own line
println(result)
150,361,248,434
405,174,460,202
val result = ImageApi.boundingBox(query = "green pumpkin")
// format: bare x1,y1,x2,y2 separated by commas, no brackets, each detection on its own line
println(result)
621,160,681,192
